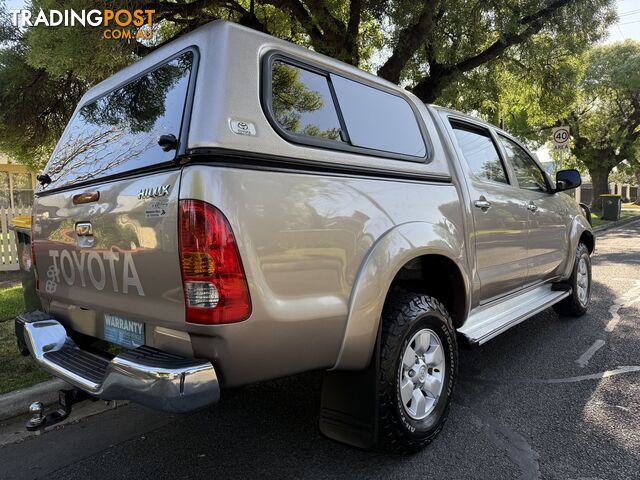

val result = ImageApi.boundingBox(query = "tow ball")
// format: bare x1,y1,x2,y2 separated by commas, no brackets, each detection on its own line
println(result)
26,388,95,432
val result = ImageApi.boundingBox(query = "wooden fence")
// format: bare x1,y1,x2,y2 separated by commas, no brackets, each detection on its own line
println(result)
0,207,32,271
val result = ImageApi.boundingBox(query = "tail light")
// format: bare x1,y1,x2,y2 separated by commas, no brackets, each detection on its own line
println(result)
178,200,251,324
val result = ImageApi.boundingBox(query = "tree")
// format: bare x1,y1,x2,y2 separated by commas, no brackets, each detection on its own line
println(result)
565,41,640,211
141,0,616,103
609,162,639,187
0,0,615,169
436,34,586,144
0,41,86,170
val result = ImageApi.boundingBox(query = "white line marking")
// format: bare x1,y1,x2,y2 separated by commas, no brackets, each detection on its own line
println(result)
604,280,640,333
575,339,606,367
532,366,640,384
467,366,640,385
605,302,622,332
577,276,640,365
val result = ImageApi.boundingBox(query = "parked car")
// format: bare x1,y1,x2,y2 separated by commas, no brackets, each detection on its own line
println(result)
16,20,593,453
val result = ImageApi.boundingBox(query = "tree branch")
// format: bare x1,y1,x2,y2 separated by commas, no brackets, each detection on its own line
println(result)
261,0,324,44
377,0,441,84
412,0,576,102
346,0,362,65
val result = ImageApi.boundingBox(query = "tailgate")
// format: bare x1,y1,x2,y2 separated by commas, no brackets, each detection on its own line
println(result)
32,171,185,336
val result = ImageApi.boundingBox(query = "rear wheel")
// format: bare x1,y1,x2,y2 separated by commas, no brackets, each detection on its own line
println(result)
378,293,457,453
553,243,591,317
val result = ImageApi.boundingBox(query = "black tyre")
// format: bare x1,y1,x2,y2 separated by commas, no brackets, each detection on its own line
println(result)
553,243,591,317
378,293,457,453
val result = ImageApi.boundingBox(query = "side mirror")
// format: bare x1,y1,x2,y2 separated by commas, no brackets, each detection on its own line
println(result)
555,169,581,192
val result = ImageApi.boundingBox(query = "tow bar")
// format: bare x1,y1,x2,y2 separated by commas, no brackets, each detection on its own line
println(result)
26,388,96,432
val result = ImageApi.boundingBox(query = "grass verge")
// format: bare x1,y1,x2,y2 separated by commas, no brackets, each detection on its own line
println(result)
0,285,50,394
591,209,640,228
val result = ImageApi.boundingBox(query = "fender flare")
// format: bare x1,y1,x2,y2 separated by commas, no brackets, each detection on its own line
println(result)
561,214,594,280
331,221,470,370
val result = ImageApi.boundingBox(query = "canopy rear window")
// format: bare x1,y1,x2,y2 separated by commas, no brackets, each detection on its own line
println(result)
41,51,193,190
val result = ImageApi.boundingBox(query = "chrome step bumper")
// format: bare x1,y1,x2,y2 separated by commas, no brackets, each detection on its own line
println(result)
16,312,220,413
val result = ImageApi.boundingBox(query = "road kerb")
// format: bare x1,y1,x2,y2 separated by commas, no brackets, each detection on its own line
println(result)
594,214,640,233
0,379,68,422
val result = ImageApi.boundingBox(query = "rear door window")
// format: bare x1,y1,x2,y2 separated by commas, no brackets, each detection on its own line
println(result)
451,123,509,184
498,135,548,192
270,61,344,142
42,51,194,190
329,75,426,157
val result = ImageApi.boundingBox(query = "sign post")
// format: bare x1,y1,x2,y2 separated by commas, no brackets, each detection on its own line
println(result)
552,126,571,167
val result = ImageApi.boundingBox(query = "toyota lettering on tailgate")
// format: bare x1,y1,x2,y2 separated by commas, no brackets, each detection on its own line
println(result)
45,249,145,296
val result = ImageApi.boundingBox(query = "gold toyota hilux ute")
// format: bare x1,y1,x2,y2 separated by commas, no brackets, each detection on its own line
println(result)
15,21,594,452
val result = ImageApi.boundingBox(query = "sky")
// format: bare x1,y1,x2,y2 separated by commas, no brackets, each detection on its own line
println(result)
606,0,640,43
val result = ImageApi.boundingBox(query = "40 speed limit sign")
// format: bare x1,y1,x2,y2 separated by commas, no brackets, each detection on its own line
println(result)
552,126,570,150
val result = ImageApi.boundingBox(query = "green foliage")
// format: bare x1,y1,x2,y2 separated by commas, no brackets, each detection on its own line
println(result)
561,41,640,208
609,164,638,186
438,35,586,146
0,0,617,170
569,42,640,172
0,285,51,394
0,284,23,321
24,1,130,83
0,45,86,170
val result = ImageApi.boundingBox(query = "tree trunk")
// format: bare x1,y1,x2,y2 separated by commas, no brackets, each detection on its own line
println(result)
589,167,612,213
636,171,640,205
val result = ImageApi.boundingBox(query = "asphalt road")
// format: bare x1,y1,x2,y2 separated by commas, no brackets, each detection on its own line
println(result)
1,220,639,480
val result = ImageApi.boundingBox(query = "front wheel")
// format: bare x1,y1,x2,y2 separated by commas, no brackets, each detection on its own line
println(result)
553,243,592,317
378,294,457,453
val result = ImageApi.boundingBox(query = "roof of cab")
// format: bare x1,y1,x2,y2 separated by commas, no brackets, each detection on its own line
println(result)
75,20,453,181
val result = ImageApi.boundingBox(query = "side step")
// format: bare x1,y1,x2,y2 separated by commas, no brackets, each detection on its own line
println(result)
458,284,571,346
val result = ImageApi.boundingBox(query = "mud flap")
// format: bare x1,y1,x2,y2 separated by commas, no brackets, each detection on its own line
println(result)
319,334,381,449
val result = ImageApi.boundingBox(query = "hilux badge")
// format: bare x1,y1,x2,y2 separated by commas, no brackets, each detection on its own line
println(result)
138,184,170,199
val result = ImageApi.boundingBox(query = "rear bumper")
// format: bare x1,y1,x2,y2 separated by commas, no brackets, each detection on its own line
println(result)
16,311,220,413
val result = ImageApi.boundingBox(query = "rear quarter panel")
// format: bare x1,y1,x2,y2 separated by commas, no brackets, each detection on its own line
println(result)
181,165,467,386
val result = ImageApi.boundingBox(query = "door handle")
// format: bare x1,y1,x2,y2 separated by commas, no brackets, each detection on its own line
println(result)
474,199,492,210
72,191,100,205
75,222,94,248
527,202,538,212
75,222,93,236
